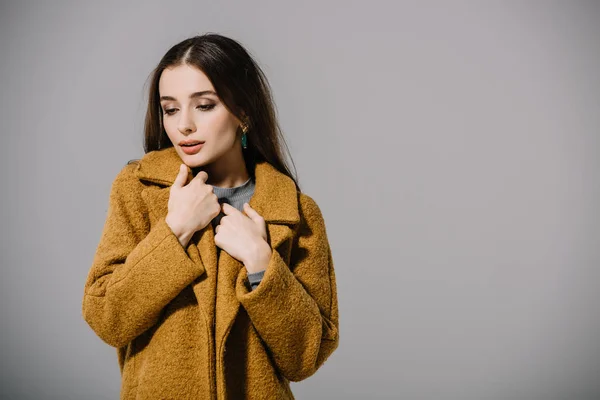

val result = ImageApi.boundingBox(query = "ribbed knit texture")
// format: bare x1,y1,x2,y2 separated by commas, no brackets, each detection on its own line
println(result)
210,177,264,290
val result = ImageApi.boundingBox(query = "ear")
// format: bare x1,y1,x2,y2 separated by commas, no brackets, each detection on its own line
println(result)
239,110,250,126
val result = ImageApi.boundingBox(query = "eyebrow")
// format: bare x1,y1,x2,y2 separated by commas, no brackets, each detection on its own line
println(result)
159,90,217,101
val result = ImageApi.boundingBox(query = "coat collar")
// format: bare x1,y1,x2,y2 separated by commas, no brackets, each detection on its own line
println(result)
133,146,300,224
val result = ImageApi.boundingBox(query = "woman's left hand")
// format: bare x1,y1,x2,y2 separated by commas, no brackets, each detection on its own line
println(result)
214,203,272,273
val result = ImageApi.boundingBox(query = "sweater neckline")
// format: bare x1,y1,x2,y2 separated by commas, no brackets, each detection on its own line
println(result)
211,177,254,199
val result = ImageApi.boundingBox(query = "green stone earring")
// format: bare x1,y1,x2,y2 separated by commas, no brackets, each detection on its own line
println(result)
241,125,248,149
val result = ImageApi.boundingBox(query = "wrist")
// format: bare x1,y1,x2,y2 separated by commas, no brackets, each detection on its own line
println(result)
244,239,272,273
166,215,192,247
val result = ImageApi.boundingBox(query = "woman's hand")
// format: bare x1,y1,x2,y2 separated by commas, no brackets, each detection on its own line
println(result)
166,164,221,247
214,202,272,274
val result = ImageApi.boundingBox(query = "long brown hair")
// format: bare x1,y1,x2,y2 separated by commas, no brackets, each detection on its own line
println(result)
141,32,300,192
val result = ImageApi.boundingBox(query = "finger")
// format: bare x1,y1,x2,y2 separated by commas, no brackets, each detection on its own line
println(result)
172,164,189,188
221,202,240,215
243,203,263,221
193,170,209,184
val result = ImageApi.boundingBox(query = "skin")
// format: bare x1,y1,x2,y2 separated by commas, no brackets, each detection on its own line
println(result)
159,64,271,273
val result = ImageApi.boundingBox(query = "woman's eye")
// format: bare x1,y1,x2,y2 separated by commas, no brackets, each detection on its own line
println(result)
197,104,215,111
163,104,214,115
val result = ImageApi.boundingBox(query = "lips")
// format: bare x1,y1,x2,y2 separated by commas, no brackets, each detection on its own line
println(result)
180,140,205,146
180,142,204,155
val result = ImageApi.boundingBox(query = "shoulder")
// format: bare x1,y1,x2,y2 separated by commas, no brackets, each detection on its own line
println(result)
298,192,324,221
108,161,146,201
100,162,151,240
112,161,141,185
296,192,328,236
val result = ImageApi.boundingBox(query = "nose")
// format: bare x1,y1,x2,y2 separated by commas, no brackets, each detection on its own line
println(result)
177,108,196,134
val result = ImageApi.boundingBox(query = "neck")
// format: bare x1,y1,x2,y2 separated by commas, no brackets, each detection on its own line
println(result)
192,150,249,188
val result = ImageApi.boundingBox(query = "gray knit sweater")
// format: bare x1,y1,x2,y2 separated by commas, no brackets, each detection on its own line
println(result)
210,176,264,290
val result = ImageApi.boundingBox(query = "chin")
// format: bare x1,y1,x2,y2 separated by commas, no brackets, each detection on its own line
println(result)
178,151,210,169
181,157,205,169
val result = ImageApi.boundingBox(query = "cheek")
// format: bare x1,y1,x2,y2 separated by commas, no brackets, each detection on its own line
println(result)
206,110,235,130
162,114,174,129
163,120,178,141
205,112,239,138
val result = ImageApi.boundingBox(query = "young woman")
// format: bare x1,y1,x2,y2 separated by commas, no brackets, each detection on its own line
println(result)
82,33,339,399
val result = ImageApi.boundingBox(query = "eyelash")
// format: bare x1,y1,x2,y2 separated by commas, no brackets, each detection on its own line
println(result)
163,104,215,115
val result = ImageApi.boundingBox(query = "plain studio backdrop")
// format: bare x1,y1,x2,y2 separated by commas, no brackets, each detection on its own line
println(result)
1,1,599,399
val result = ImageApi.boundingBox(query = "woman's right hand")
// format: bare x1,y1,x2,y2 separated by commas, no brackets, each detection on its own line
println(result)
166,164,221,247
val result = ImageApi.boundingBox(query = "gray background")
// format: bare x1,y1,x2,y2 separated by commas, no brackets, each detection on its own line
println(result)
1,1,599,399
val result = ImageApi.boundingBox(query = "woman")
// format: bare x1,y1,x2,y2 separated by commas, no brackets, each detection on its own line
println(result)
82,33,339,399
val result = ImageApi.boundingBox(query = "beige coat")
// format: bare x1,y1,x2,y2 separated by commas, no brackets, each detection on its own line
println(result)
82,146,339,399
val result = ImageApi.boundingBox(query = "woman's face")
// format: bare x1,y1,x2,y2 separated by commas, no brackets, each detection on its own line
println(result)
158,64,243,168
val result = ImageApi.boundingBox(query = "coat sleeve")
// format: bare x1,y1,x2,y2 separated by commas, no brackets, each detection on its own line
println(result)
82,163,205,348
235,193,340,382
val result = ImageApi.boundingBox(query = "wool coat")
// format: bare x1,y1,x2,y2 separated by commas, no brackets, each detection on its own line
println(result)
82,146,339,400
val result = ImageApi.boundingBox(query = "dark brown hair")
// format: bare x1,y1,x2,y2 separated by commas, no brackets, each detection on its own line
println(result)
141,32,300,192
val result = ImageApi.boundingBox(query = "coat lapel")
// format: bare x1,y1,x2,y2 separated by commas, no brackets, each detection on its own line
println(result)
132,146,300,360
